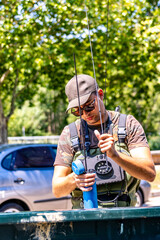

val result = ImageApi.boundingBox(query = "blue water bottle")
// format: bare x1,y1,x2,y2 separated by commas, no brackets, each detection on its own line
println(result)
72,159,98,209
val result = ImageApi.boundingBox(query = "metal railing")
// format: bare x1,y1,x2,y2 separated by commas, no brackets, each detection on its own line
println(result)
151,150,160,165
7,137,160,164
8,136,60,145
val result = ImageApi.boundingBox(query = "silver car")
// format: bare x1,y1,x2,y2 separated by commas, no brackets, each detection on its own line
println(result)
135,180,151,207
0,144,72,212
0,144,150,212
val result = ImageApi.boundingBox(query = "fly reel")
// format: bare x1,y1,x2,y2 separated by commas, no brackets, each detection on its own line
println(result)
78,153,125,185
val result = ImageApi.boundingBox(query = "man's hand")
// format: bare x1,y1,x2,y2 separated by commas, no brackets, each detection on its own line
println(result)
73,172,96,192
94,130,118,158
94,130,156,182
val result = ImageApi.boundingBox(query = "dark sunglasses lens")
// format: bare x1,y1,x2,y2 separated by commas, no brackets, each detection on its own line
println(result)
84,106,95,112
71,108,83,116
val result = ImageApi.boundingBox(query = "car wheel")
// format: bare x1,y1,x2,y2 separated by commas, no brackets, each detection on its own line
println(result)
0,203,25,213
135,190,143,207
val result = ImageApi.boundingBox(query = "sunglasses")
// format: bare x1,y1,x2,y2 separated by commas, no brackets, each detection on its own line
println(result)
71,98,96,116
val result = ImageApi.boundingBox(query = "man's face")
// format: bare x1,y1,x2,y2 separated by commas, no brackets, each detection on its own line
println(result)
81,92,104,125
71,90,105,125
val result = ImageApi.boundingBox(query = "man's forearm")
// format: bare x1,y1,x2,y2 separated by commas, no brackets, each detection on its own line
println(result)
95,131,156,182
52,172,76,198
112,150,156,182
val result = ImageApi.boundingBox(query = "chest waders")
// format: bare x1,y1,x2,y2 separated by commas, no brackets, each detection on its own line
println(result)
69,112,140,209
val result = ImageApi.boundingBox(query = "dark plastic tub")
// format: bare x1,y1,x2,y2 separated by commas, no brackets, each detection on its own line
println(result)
0,207,160,239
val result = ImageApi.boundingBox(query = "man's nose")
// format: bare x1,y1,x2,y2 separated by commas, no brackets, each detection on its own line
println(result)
83,110,91,116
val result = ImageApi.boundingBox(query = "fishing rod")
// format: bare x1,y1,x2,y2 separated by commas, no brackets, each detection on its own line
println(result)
72,53,98,209
72,1,111,209
84,1,111,172
104,0,110,109
84,0,104,134
73,53,88,172
84,1,110,135
72,1,126,208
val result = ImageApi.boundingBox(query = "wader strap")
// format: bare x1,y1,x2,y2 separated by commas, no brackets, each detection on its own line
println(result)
84,121,91,154
118,114,127,143
69,122,80,152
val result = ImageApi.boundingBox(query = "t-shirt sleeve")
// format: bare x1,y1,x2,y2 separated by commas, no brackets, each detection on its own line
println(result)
54,125,73,167
126,115,149,151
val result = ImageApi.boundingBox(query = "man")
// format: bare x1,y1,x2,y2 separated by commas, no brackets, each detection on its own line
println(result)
52,74,156,208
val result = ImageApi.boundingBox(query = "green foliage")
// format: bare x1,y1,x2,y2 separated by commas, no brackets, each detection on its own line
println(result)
0,0,160,139
148,136,160,150
37,86,68,135
62,0,160,136
8,86,68,136
0,0,76,141
8,99,47,136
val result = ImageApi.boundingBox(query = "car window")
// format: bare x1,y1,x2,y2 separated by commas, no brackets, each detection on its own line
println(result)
51,147,57,160
2,153,13,170
14,147,54,168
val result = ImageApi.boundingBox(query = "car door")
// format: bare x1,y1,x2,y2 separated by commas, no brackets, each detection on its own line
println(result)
11,146,71,211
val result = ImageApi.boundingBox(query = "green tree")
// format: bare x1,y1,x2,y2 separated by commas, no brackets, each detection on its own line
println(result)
0,0,77,143
8,98,46,136
1,0,160,141
62,0,160,136
0,1,45,143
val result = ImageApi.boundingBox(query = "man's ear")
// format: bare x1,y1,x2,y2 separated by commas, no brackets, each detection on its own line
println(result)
98,89,104,99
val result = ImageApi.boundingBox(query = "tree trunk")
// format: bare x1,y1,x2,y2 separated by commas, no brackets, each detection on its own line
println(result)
0,99,8,144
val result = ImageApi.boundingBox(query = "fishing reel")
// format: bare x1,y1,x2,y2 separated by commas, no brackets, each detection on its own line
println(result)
75,153,124,185
72,159,98,209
